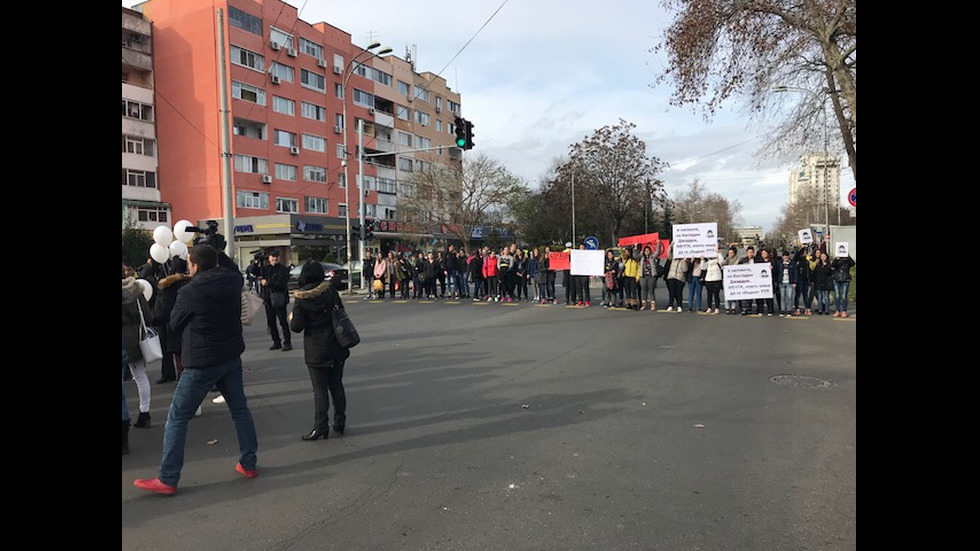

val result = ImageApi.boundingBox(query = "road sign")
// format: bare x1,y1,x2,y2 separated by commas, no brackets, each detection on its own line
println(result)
583,236,599,250
847,188,856,207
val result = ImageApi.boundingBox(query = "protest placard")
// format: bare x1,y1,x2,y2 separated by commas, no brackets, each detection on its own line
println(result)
722,263,773,300
672,223,718,258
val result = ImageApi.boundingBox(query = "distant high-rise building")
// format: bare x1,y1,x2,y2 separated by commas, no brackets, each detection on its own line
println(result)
788,152,841,225
122,6,166,230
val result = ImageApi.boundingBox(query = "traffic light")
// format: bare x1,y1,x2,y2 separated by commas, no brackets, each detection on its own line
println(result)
464,119,475,150
350,223,360,242
364,221,375,240
454,116,466,148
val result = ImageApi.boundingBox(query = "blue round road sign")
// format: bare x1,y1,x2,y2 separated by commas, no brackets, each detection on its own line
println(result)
848,188,856,207
584,236,599,250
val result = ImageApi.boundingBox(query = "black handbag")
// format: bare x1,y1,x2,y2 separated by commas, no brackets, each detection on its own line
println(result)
331,305,360,348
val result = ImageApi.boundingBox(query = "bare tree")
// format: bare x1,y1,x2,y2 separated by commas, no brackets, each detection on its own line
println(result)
670,179,742,244
398,153,527,254
652,0,856,182
551,119,668,246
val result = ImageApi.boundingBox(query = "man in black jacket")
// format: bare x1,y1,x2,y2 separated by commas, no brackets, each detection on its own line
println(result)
260,249,292,351
133,244,259,495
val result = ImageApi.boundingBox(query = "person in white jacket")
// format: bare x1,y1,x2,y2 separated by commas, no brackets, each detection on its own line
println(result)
702,251,725,314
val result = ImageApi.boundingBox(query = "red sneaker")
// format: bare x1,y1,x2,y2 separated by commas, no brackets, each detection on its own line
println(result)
236,462,258,479
134,478,177,495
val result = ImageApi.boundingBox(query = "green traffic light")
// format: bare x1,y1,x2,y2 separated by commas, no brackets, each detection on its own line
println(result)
456,138,466,147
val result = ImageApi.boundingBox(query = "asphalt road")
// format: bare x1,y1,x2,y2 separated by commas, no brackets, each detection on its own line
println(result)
122,284,856,551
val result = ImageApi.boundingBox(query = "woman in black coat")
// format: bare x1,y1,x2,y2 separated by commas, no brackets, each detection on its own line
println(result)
289,260,351,441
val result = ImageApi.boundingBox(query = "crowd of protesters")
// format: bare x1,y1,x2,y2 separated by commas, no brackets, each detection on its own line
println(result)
360,241,855,317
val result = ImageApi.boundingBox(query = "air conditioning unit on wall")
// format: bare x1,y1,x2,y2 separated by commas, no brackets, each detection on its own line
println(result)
287,47,297,57
334,126,343,134
261,174,273,183
317,58,327,68
290,146,300,155
332,66,342,75
270,41,281,51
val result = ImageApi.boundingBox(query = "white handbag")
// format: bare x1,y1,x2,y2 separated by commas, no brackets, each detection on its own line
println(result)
136,300,163,363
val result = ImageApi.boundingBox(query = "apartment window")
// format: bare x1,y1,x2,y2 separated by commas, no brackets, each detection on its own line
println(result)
436,96,443,111
338,203,348,217
231,45,263,72
274,129,297,147
269,28,293,49
362,175,374,192
232,81,266,105
299,38,323,60
398,132,412,147
122,100,153,121
275,163,297,181
269,62,294,83
416,160,432,173
122,169,158,188
300,69,326,93
306,196,328,214
136,207,169,223
335,113,345,129
333,54,344,73
336,144,346,160
335,83,344,99
233,117,265,139
413,86,429,102
373,69,392,86
417,136,431,149
122,135,155,156
353,89,374,108
398,157,413,172
304,165,327,183
276,197,299,213
415,111,430,126
397,81,410,95
301,101,326,122
237,190,269,210
272,96,295,116
397,106,409,121
302,134,326,152
228,7,262,35
448,100,460,114
377,177,397,194
338,173,346,188
435,119,442,132
233,154,269,174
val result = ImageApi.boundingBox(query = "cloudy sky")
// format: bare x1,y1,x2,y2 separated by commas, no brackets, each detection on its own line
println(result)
124,0,854,234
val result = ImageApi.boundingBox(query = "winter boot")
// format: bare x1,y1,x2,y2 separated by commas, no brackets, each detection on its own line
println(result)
134,411,151,429
122,420,131,455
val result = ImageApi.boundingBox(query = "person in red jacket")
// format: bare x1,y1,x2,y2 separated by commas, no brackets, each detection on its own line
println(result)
482,249,500,301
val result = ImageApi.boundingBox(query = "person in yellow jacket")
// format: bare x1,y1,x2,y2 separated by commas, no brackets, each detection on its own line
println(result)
621,246,641,310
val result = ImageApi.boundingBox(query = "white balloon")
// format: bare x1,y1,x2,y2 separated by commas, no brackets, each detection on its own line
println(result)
153,225,174,247
150,243,171,264
173,220,196,243
169,240,188,260
136,278,153,302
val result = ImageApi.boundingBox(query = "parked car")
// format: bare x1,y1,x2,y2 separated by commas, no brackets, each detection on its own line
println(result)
342,260,363,289
287,261,349,291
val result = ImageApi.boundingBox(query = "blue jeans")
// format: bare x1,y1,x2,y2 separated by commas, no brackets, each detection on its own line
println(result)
687,276,702,310
818,289,831,313
158,357,257,487
834,280,850,313
779,283,794,313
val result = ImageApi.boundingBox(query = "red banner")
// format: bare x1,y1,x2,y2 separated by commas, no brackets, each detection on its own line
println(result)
658,239,670,259
618,232,659,249
548,251,570,271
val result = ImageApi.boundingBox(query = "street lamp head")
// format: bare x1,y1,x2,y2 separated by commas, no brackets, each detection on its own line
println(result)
366,41,382,50
377,47,393,55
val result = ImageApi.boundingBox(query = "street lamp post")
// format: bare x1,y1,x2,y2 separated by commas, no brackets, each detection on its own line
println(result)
774,85,832,235
341,42,391,292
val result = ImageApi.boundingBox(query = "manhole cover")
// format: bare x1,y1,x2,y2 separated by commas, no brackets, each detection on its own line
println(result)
769,375,833,388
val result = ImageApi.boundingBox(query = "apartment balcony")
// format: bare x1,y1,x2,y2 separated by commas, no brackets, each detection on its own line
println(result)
122,47,152,72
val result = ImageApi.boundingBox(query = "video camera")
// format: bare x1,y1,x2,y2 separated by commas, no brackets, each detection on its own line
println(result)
187,220,226,250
